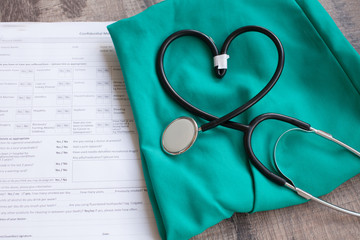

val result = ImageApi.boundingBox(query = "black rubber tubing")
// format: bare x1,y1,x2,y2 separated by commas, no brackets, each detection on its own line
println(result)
156,26,312,186
244,113,311,185
156,26,285,132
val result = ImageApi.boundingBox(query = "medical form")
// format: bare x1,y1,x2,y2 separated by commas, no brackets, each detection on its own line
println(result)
0,22,159,239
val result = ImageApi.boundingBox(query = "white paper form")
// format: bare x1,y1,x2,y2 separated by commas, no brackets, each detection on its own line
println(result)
0,22,160,240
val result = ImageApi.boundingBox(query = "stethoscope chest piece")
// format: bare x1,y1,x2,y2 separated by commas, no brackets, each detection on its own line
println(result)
162,117,199,155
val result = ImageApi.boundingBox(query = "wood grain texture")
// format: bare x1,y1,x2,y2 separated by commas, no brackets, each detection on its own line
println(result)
0,0,359,239
0,0,40,21
59,0,87,18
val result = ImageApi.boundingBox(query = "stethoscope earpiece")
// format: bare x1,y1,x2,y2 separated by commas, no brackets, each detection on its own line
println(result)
162,117,199,155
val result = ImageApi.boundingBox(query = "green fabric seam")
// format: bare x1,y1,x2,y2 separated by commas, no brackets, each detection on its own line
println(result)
294,0,360,96
140,152,167,239
246,154,257,213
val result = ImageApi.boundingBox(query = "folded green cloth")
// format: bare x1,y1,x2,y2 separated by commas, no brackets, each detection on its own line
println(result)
108,0,360,239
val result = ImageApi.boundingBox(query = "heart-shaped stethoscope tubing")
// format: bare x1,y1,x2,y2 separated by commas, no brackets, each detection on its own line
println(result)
156,26,285,132
156,26,360,217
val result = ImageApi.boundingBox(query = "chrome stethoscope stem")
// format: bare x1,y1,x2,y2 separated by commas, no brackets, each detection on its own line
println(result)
311,127,360,158
285,182,360,217
274,127,360,218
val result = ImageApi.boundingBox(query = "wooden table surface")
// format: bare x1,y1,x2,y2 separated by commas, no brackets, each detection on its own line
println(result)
1,0,359,239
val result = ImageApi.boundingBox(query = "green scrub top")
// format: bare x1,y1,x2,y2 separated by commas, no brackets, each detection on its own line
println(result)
107,0,360,239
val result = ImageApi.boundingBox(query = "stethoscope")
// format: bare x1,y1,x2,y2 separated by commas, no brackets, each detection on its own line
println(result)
156,26,360,217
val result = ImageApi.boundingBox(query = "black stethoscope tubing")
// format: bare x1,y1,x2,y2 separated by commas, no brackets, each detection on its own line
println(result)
156,26,311,186
156,26,360,217
157,26,286,132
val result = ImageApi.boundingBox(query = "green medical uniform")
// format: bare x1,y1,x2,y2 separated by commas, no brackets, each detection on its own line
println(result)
107,0,360,239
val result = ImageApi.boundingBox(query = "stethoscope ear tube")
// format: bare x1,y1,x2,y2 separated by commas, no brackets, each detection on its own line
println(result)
273,126,360,217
